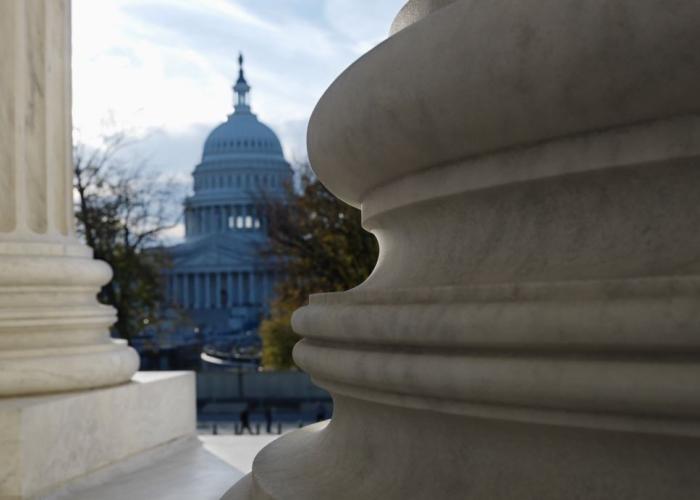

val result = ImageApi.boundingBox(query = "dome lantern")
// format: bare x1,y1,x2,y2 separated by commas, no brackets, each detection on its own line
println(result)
233,52,251,114
199,54,288,162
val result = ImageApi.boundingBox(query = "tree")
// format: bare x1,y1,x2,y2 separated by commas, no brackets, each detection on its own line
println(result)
258,166,379,369
73,134,183,342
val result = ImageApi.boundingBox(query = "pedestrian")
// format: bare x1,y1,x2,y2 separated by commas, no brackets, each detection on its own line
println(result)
240,407,252,434
265,407,273,434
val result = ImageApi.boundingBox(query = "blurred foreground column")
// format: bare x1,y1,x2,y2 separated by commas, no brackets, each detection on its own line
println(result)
0,2,194,497
226,0,700,498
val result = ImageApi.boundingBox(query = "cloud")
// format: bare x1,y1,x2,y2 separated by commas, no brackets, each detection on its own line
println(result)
323,0,403,52
72,0,405,182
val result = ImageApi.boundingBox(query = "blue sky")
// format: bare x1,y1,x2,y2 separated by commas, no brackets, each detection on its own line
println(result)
72,0,406,180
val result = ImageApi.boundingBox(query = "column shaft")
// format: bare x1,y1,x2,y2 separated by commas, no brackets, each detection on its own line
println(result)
227,273,234,307
0,0,138,397
249,272,256,305
194,273,201,309
204,273,211,309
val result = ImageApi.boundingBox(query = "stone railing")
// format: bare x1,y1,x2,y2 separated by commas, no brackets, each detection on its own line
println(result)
225,0,700,498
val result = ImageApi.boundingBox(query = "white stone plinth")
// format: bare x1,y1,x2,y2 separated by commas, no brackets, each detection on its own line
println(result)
0,371,196,500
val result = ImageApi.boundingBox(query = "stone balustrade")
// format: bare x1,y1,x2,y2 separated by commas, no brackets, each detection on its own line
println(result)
225,0,700,498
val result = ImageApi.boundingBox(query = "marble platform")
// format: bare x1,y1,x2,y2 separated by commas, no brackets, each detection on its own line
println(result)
47,435,280,500
0,372,195,500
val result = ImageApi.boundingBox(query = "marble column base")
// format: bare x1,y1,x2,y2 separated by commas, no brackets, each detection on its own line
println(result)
0,241,140,396
0,371,196,500
224,396,700,500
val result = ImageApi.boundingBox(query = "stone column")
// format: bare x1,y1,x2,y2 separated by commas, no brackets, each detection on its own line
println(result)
204,273,211,309
183,273,190,308
237,272,243,305
225,0,700,498
172,273,179,307
193,273,201,309
248,272,256,305
0,0,138,397
227,272,234,307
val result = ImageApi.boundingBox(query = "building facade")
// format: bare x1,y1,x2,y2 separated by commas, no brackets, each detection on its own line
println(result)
165,55,292,336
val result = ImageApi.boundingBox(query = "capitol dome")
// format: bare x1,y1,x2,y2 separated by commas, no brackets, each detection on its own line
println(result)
200,53,285,162
165,52,293,342
202,113,284,160
187,53,293,223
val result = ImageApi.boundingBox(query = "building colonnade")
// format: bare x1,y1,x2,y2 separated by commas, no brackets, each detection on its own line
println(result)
185,203,266,236
169,270,277,310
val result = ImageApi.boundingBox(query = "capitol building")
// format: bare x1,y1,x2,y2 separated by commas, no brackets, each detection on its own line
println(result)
164,55,292,336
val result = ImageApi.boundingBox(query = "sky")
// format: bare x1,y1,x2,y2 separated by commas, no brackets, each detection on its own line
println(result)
72,0,406,182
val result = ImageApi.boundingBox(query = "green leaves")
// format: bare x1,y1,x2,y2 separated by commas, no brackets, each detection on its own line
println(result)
73,135,182,342
258,167,378,369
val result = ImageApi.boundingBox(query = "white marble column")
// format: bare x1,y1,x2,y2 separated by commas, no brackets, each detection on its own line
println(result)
172,273,179,306
204,273,211,309
248,272,256,305
225,0,700,498
183,273,190,308
193,273,201,309
226,272,234,307
236,272,243,305
215,272,222,308
0,0,138,397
